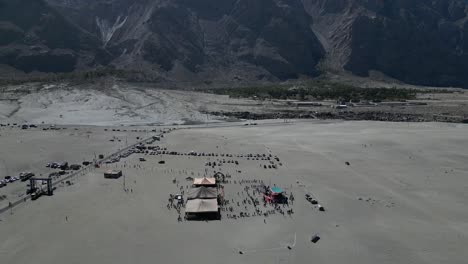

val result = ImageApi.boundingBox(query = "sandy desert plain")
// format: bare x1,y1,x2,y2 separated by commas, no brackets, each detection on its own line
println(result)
0,119,467,264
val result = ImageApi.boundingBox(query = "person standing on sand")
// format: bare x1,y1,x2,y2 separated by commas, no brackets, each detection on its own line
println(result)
65,216,68,222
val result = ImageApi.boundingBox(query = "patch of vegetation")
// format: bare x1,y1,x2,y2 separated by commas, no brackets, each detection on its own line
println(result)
202,80,442,101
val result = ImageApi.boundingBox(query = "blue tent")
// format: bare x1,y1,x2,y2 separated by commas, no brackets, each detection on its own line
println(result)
271,186,283,193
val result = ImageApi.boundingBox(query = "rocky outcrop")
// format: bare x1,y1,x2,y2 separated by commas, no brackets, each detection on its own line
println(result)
0,0,98,73
304,0,468,87
44,0,325,80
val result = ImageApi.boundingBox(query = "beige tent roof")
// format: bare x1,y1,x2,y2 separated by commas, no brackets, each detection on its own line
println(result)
105,170,121,174
193,177,216,185
187,187,218,200
185,199,218,213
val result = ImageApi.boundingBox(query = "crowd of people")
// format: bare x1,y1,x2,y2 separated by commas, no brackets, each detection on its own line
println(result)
221,179,295,221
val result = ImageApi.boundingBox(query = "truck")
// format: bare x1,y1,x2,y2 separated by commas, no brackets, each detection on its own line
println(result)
20,172,35,182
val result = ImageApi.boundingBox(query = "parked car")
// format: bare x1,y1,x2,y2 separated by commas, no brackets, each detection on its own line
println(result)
59,162,69,170
49,172,61,178
50,162,61,169
70,164,81,170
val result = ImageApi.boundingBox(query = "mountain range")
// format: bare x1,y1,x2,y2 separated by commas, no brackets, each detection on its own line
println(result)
0,0,467,87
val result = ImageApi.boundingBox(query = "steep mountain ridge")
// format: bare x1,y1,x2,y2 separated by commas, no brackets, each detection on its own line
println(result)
46,0,325,81
304,0,468,87
0,0,99,73
1,0,467,87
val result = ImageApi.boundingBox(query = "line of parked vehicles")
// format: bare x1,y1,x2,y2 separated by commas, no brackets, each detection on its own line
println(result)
1,159,91,190
0,123,37,128
1,133,164,188
0,176,19,187
105,147,137,164
46,161,82,171
0,172,35,188
104,141,163,164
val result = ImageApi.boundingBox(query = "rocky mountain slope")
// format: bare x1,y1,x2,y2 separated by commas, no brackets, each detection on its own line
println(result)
0,0,99,73
1,0,467,87
43,0,325,82
304,0,468,87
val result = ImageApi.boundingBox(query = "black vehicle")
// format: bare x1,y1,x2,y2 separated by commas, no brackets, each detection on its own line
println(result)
20,172,35,182
70,164,81,170
31,190,42,200
49,172,61,177
59,162,69,170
